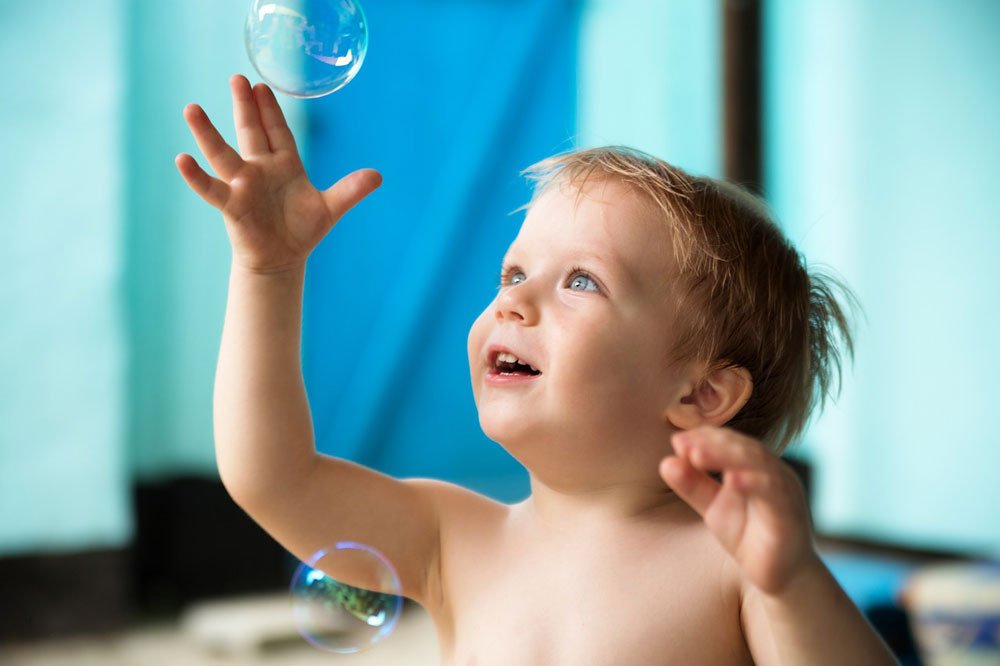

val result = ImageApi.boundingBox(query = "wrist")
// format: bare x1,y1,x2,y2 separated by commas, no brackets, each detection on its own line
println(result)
761,550,829,607
751,550,898,665
231,258,307,279
227,259,307,310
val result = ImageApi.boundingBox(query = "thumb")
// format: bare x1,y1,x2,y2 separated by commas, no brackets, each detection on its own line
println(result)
321,168,383,221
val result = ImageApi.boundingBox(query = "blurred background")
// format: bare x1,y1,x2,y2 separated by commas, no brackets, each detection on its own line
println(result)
2,0,999,663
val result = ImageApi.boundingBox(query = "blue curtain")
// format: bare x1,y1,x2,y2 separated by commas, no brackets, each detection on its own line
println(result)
302,0,578,501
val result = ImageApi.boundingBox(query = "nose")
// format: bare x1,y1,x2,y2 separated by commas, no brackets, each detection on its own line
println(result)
494,284,539,325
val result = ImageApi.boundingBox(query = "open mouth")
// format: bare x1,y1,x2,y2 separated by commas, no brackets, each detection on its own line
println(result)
490,350,542,377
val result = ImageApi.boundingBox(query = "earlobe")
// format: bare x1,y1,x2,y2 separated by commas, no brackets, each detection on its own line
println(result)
664,365,753,430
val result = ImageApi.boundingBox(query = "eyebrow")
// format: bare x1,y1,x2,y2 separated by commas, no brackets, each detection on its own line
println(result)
572,249,641,291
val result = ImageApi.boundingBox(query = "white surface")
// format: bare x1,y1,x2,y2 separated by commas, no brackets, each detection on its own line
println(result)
0,595,439,666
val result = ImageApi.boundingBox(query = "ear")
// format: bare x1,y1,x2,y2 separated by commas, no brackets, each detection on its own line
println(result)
664,365,753,430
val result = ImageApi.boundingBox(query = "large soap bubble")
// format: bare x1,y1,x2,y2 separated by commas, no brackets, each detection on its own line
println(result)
245,0,369,98
289,541,403,653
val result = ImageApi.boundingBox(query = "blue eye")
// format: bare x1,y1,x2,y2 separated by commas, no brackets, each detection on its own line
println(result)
499,267,526,287
568,272,599,292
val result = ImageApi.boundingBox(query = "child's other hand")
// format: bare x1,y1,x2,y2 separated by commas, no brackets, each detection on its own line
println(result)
659,426,819,597
176,74,381,272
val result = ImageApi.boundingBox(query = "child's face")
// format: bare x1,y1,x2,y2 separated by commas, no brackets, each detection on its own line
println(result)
467,179,693,486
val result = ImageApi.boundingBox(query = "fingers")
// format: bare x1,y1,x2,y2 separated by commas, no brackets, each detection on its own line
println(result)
183,104,243,181
321,169,383,221
668,427,802,505
659,455,720,517
175,153,231,209
253,82,298,153
230,74,271,155
673,427,768,474
661,427,765,516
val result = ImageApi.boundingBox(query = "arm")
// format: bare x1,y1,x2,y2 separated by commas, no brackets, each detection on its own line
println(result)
214,262,312,500
740,553,897,665
660,426,897,665
177,75,443,605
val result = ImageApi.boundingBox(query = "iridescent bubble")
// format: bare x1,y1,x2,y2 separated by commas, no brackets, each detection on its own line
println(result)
289,542,403,653
245,0,369,98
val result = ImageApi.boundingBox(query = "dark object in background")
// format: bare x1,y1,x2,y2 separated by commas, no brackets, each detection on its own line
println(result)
0,477,289,642
131,476,290,617
723,0,763,195
782,454,813,522
0,547,131,641
867,604,922,664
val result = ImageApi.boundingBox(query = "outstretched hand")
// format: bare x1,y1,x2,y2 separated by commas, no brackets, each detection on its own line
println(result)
659,426,819,596
176,74,381,272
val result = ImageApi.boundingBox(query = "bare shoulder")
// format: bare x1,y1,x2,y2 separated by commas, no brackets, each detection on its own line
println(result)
404,479,511,611
406,478,510,520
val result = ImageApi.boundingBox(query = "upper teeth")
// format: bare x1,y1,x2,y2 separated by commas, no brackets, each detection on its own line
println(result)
496,351,538,372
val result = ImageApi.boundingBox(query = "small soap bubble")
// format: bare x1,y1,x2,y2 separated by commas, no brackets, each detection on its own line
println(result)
245,0,369,98
289,541,403,653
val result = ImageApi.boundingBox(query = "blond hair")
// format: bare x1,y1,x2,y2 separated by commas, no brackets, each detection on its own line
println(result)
521,146,858,453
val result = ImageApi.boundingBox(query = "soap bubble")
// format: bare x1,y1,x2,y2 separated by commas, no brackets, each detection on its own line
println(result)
245,0,369,98
289,541,403,653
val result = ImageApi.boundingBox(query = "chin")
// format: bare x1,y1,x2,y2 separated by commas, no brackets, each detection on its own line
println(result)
478,409,543,453
479,411,523,444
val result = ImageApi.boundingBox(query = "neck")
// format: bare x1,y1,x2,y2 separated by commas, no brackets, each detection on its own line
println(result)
515,473,694,535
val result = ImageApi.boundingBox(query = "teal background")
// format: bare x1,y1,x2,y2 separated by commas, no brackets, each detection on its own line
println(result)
578,0,721,176
764,0,1000,553
2,0,999,559
1,0,130,555
1,0,263,555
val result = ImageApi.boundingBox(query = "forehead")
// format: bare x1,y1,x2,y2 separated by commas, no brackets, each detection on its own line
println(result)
510,178,674,281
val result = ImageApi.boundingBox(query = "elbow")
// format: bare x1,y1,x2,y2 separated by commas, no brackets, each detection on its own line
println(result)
217,466,260,511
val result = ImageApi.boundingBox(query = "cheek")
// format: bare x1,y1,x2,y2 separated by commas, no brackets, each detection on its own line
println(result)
564,319,665,401
467,306,493,380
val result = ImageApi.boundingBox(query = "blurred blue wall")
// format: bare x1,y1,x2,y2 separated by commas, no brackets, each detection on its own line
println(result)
301,0,578,501
125,2,229,482
765,0,1000,554
123,0,296,482
0,0,272,556
577,0,721,176
0,0,130,555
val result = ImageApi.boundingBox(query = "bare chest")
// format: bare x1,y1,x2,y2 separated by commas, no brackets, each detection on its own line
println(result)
434,532,751,666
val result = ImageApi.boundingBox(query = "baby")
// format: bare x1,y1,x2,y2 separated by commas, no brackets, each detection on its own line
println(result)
177,75,898,665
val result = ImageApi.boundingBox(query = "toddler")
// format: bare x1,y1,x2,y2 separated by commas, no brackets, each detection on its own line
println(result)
176,75,897,665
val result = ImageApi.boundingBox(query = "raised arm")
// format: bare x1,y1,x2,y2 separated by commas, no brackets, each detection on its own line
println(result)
176,75,443,604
